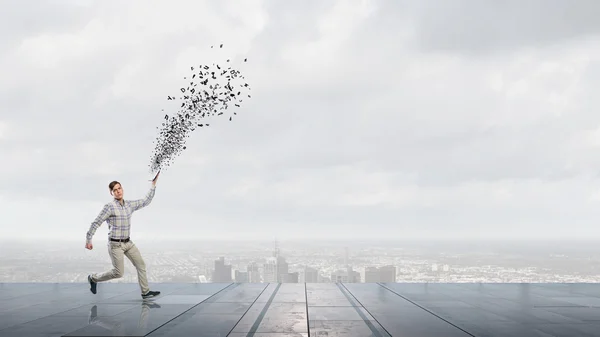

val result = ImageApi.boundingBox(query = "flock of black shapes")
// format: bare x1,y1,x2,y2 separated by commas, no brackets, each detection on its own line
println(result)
149,43,251,173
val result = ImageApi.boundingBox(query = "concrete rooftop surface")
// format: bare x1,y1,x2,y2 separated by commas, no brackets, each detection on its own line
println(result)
2,282,600,336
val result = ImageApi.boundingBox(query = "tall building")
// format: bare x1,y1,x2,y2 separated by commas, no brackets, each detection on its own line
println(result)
364,265,397,282
247,262,260,283
263,257,277,283
331,266,360,283
304,267,319,283
281,272,299,283
364,266,380,282
268,240,295,283
235,270,248,283
259,241,302,283
213,257,232,282
276,255,289,282
320,275,332,283
379,265,396,282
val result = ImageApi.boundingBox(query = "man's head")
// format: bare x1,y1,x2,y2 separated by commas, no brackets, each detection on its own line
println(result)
109,181,123,200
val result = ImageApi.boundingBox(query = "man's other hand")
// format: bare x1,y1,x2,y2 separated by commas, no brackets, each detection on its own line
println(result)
85,242,93,250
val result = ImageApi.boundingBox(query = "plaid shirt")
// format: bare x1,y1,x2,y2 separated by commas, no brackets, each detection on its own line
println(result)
86,185,156,243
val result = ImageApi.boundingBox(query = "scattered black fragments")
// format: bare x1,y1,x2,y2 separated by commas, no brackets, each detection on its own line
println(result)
148,43,251,173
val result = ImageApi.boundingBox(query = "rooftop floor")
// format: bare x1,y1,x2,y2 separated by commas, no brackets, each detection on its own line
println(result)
2,282,600,336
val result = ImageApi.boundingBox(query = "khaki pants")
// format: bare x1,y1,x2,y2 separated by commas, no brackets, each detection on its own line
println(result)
90,240,150,294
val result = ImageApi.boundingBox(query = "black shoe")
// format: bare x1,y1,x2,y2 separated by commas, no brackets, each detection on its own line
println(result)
142,290,160,299
88,275,97,294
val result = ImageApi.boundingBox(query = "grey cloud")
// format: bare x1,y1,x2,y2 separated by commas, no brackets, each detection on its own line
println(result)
152,174,600,238
0,3,245,124
395,0,600,53
248,0,334,62
4,0,600,240
1,174,104,202
232,81,598,185
0,0,94,53
0,48,134,125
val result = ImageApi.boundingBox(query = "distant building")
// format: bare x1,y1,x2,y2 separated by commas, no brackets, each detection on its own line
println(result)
281,272,299,283
379,265,396,282
365,267,379,282
247,262,260,283
320,275,332,283
331,266,360,283
213,257,232,282
365,265,396,282
262,242,294,283
304,267,319,283
235,270,248,283
263,257,277,283
277,255,289,282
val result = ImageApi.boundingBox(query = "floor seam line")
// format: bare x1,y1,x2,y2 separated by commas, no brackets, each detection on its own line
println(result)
223,283,272,337
376,283,477,337
337,283,389,337
141,282,237,337
240,283,282,337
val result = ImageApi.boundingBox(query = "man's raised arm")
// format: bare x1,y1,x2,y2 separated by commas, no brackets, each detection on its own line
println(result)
130,185,157,212
131,171,159,212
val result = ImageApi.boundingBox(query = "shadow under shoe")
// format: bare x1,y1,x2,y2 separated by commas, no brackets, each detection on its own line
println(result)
88,305,98,324
142,302,161,308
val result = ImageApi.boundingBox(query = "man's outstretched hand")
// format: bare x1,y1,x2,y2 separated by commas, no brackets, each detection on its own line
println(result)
85,242,93,250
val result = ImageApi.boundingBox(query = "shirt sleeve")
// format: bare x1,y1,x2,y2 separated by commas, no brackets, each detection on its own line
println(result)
86,203,112,243
130,185,157,212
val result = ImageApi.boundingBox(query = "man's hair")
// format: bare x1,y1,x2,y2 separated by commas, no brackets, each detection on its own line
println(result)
108,181,121,192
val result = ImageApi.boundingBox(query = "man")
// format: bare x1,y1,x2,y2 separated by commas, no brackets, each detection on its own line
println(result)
85,171,161,299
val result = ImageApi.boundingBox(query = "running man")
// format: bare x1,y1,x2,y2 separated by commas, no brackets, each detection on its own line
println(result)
85,172,161,299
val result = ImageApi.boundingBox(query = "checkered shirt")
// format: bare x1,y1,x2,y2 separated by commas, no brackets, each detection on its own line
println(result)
86,185,156,243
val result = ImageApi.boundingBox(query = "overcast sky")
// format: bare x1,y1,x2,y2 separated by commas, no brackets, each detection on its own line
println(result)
3,0,600,241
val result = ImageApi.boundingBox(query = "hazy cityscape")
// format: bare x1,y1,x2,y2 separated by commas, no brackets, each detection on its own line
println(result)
2,238,600,284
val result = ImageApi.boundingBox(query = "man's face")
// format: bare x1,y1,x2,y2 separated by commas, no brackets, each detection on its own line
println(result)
111,184,123,200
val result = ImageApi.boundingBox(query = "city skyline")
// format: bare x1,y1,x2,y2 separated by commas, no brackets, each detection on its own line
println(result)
2,238,599,284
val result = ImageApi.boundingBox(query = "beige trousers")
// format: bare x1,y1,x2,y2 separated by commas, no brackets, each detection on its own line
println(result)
91,240,150,294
